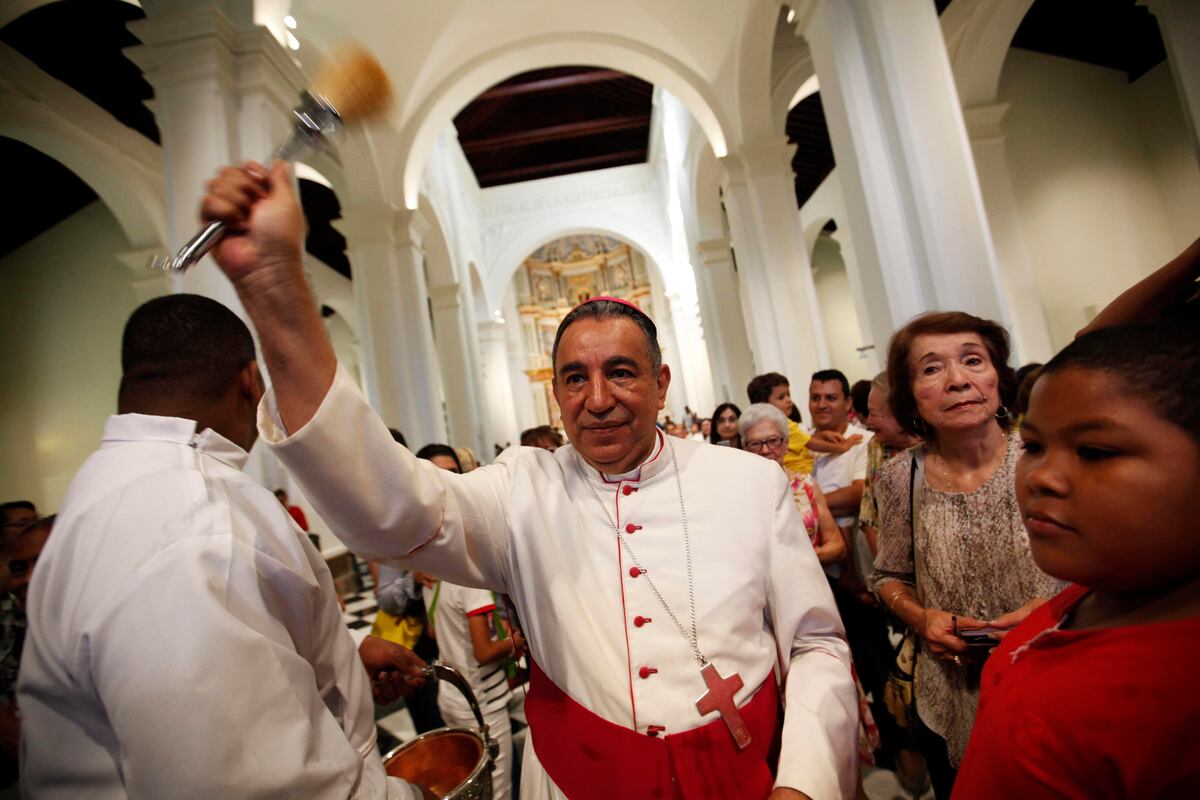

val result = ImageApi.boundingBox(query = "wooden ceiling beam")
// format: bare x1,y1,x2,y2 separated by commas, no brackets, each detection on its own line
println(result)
462,114,651,153
479,149,645,185
478,69,632,100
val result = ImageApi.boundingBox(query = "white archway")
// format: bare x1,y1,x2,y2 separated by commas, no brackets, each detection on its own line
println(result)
941,0,1036,107
1,84,166,251
486,216,674,312
398,34,732,210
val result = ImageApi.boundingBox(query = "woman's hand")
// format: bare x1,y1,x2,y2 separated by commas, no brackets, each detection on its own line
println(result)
919,608,983,661
988,598,1048,640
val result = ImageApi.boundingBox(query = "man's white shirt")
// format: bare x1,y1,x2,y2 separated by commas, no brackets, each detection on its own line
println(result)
18,414,417,799
809,422,874,527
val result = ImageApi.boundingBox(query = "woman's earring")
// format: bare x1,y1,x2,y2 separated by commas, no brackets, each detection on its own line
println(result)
995,405,1010,420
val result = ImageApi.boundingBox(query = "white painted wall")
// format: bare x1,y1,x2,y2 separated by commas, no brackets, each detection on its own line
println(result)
0,201,139,511
999,50,1200,349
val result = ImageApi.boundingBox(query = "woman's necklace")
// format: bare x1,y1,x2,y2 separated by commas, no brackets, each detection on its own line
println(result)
929,428,1008,494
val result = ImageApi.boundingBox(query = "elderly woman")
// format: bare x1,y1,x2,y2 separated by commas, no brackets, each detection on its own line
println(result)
739,403,845,563
871,312,1062,799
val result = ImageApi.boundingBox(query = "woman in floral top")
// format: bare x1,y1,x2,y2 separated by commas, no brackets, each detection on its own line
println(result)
739,403,845,563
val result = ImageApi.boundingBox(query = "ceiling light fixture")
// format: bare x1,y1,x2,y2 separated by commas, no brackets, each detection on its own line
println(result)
284,15,297,29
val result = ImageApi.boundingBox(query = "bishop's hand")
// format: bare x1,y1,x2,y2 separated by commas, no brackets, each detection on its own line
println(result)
768,788,812,800
200,160,305,293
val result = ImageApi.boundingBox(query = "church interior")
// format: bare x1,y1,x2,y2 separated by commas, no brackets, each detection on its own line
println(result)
1,1,1199,793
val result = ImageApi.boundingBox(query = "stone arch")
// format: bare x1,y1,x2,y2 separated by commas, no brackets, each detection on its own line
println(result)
734,0,791,145
689,135,725,243
942,0,1036,107
486,217,673,311
1,92,166,251
398,33,732,209
802,215,835,259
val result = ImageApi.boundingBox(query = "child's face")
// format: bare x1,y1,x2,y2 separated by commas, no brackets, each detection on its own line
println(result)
1016,367,1200,594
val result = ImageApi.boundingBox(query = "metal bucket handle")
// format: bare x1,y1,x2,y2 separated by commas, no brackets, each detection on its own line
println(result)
421,662,498,761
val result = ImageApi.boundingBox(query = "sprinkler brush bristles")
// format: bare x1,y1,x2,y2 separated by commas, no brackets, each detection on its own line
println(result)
311,44,394,124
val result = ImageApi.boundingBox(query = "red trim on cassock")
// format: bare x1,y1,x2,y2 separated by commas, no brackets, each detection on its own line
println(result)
525,660,781,799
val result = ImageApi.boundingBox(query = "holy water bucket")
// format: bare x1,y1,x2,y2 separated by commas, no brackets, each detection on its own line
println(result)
382,663,498,799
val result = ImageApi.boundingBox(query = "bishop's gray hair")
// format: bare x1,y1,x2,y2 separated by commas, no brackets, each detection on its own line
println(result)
551,299,662,373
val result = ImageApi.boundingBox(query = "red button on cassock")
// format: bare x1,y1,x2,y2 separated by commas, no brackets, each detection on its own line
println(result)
622,485,636,496
639,666,658,679
629,567,641,578
633,616,651,627
625,523,641,534
647,725,665,737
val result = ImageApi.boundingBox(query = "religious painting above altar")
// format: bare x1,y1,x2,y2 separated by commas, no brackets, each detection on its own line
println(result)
512,234,654,427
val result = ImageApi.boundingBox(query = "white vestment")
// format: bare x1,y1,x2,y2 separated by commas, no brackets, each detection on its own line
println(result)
261,368,859,799
18,414,418,799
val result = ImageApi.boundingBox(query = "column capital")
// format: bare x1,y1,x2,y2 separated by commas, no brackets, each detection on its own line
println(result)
428,282,463,311
336,205,429,248
721,137,796,187
230,25,306,113
963,101,1011,143
696,237,733,266
127,6,240,92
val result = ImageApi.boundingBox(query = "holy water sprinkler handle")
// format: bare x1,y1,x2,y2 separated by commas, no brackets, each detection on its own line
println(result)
148,91,343,274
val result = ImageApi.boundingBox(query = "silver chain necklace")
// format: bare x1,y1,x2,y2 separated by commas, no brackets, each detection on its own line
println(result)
575,438,706,667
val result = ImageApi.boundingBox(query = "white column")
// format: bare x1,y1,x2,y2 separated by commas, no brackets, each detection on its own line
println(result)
648,267,686,421
429,282,486,455
826,234,882,374
695,237,758,402
1145,0,1200,160
666,291,716,417
337,205,447,446
798,0,1011,341
720,138,829,388
130,3,304,490
964,103,1055,362
478,319,520,454
502,288,537,441
129,4,302,316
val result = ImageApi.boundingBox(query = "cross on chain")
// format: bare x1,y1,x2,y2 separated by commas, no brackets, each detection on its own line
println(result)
695,662,751,750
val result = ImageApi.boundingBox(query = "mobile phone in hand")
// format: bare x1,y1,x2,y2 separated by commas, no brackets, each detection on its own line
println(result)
958,626,1008,648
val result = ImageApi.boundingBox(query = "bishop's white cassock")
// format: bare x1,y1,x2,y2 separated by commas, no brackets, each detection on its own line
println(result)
261,366,859,799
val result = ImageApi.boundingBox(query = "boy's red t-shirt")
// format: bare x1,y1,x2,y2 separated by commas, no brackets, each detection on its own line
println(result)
954,584,1200,799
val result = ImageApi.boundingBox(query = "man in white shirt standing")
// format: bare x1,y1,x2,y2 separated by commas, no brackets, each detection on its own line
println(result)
807,369,897,771
808,370,873,536
18,294,426,799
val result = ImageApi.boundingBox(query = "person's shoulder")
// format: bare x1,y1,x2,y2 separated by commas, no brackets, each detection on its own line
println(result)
876,444,918,486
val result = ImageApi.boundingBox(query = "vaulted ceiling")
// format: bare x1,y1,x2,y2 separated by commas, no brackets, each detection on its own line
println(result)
454,67,653,188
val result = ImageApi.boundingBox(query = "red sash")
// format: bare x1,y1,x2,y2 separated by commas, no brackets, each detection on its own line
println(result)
524,660,781,799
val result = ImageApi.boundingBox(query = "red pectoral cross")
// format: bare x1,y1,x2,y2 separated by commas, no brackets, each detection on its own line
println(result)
694,662,751,749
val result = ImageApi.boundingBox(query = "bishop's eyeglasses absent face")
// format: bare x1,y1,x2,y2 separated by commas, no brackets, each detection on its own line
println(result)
553,316,670,475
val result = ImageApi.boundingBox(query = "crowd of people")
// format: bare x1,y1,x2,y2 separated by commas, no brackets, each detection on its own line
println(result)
2,158,1197,800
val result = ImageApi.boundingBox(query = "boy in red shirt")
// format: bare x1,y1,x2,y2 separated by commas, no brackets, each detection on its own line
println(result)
954,318,1200,798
